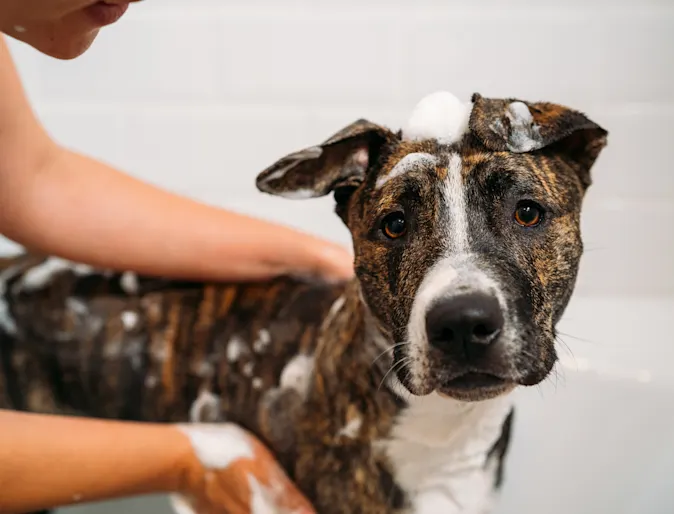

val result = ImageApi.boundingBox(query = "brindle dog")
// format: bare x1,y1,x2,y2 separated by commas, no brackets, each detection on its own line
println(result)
0,92,607,514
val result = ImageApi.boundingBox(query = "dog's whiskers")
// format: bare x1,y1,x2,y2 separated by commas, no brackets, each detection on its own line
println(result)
378,356,411,394
555,334,576,364
370,341,410,367
556,330,596,345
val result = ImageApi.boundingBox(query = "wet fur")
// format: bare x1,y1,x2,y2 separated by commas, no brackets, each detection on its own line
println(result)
0,93,607,514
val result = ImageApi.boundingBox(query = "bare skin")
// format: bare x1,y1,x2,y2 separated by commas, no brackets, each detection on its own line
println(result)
0,411,314,514
0,0,344,512
0,38,352,283
0,0,144,59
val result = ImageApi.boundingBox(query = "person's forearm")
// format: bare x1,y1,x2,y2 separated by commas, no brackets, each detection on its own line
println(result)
0,411,191,513
0,144,341,282
0,36,351,282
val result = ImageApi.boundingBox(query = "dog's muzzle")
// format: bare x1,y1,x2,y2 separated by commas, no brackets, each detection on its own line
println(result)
426,292,504,355
423,289,515,399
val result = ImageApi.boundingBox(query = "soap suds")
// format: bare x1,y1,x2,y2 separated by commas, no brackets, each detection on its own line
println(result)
338,416,363,438
243,362,255,377
227,336,248,362
279,354,314,398
0,263,23,334
169,494,197,514
253,329,272,353
120,271,139,294
189,390,221,423
177,423,254,469
503,101,543,152
121,310,139,330
375,152,438,189
18,258,93,292
402,91,471,144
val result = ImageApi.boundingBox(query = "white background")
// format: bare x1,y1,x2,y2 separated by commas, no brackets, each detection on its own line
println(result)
2,0,673,513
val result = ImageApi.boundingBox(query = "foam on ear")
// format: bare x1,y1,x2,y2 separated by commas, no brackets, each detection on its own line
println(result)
402,91,471,144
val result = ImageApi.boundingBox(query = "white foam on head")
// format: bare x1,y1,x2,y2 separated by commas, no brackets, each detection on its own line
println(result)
375,152,438,189
503,101,542,152
402,91,471,145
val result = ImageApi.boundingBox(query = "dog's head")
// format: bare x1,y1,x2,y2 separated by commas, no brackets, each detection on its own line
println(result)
256,92,607,402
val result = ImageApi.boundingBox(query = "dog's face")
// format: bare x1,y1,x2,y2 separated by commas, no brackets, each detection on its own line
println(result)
256,92,607,402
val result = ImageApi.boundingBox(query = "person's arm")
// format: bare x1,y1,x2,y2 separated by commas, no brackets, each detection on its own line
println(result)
0,37,352,282
0,411,188,512
0,411,314,514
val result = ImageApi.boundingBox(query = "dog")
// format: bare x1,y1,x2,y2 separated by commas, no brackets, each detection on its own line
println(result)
0,91,607,514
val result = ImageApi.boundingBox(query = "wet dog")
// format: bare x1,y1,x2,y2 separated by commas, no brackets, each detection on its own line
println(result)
0,91,607,513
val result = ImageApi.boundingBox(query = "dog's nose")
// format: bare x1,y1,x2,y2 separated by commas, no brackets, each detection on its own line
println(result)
425,293,504,355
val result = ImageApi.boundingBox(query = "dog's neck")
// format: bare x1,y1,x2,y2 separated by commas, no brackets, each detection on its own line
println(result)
300,278,514,512
313,279,393,376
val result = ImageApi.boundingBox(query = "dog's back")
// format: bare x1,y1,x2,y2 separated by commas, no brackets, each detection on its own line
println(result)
0,253,341,434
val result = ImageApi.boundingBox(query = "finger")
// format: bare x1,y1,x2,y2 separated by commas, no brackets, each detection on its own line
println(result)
315,244,354,281
187,479,251,514
199,466,256,513
183,424,316,514
248,441,316,514
268,473,316,514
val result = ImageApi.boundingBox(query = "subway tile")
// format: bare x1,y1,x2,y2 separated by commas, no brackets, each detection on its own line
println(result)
574,200,674,296
398,12,673,107
27,16,220,105
212,11,406,107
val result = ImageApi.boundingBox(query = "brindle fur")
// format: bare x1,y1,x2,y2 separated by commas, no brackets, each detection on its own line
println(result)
0,93,607,514
0,259,406,512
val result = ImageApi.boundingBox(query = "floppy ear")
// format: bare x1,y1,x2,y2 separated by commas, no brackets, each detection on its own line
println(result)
256,119,396,199
469,93,608,188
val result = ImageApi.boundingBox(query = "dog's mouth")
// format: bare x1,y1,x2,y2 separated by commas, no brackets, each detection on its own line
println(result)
437,372,514,400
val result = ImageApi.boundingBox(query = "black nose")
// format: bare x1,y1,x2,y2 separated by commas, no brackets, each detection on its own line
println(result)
425,293,504,355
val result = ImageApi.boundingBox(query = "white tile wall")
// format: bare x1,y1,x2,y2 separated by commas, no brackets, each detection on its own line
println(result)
3,0,672,297
2,1,673,513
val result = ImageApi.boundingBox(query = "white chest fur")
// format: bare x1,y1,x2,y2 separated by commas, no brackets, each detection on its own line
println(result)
382,384,513,514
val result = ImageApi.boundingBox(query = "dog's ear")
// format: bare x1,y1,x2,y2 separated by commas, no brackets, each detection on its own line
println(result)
256,119,396,199
469,93,608,188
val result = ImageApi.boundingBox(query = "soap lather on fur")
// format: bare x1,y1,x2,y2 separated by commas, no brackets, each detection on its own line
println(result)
0,91,607,514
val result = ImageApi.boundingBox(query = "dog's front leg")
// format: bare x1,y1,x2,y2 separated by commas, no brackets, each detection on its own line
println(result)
256,389,401,513
288,440,406,514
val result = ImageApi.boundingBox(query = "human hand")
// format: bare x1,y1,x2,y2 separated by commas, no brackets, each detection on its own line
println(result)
302,237,354,283
174,423,315,514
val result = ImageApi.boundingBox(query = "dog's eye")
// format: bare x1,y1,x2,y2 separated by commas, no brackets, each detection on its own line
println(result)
514,200,543,227
381,212,407,239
